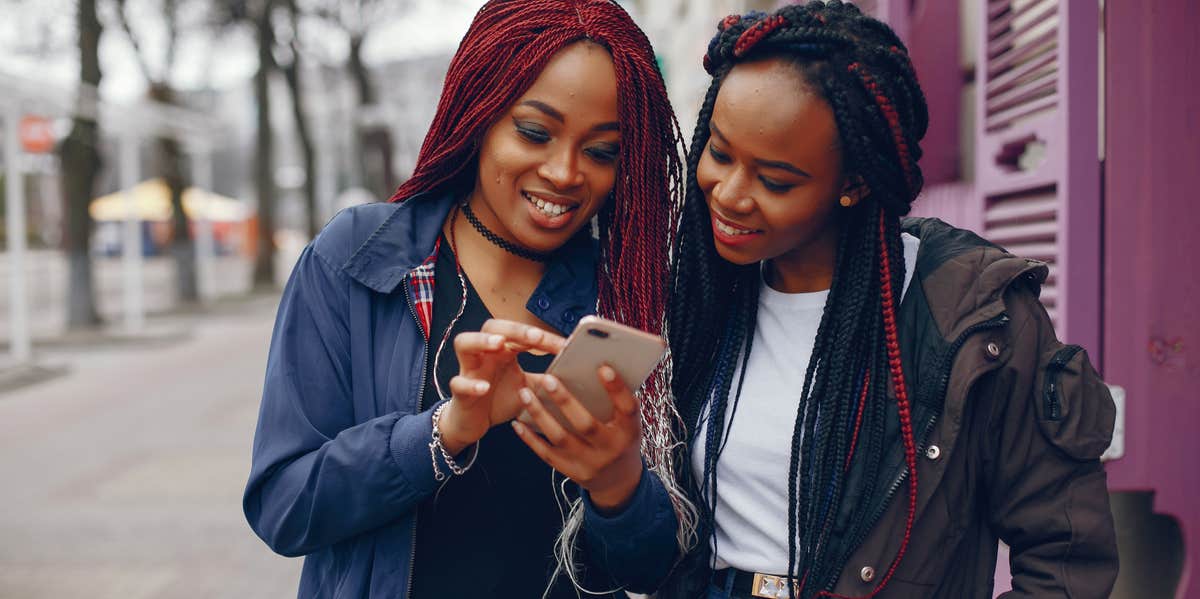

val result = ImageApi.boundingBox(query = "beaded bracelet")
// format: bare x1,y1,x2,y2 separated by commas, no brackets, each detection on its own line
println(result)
429,402,478,481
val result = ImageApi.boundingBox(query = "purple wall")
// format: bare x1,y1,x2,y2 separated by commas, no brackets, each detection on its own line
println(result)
907,0,962,185
1102,1,1200,597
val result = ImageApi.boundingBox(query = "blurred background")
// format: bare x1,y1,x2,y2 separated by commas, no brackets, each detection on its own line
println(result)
0,0,1195,597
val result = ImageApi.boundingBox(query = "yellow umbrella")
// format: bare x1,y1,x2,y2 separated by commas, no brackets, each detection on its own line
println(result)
90,178,251,222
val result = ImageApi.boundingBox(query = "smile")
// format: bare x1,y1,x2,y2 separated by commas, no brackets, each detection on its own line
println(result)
714,219,756,236
523,191,576,217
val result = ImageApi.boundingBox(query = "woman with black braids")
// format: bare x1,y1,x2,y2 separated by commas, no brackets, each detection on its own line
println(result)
243,1,695,597
513,2,1118,598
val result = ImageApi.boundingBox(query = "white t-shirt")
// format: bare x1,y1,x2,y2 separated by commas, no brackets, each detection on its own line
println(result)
690,233,920,574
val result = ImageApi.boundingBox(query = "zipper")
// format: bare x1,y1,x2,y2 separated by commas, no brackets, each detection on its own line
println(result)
402,270,431,599
1043,345,1083,421
838,313,1011,569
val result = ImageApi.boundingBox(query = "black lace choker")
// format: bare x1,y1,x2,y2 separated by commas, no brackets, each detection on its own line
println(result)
460,202,549,263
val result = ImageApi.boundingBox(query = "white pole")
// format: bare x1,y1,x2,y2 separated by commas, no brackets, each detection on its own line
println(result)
119,133,144,333
191,146,216,303
5,102,31,363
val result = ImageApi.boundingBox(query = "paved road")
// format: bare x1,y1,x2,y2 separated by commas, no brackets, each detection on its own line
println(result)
0,296,302,599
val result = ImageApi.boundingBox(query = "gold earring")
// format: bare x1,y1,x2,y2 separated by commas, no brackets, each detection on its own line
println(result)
839,195,853,207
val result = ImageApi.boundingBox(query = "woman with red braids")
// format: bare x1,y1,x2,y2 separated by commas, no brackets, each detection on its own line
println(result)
511,2,1118,598
242,1,693,597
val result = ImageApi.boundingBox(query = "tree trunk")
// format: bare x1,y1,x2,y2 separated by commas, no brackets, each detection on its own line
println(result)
348,34,394,200
60,0,103,330
149,84,198,303
281,55,319,238
252,4,276,289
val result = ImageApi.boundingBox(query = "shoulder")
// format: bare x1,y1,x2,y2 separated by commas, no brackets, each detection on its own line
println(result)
310,202,405,268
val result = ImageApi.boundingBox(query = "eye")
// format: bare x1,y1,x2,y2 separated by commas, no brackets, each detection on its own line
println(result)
759,177,795,193
707,143,732,164
514,121,550,143
585,143,620,164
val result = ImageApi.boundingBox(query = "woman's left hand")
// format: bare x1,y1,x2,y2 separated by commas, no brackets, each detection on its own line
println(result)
512,366,644,513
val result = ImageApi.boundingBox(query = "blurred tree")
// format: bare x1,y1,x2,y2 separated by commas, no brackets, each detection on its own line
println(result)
276,0,319,239
212,0,280,289
309,0,405,201
58,0,104,329
109,0,202,302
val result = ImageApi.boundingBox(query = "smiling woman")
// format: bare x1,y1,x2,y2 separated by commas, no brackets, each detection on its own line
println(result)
242,1,692,599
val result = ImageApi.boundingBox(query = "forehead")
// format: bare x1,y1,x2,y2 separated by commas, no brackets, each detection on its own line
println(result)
712,59,840,160
517,42,619,117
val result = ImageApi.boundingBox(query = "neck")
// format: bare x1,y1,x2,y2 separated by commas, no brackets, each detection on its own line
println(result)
765,224,841,294
446,197,547,281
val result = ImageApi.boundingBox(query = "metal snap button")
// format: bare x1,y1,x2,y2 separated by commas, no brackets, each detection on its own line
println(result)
986,342,1001,358
536,296,551,310
860,566,876,582
926,444,942,460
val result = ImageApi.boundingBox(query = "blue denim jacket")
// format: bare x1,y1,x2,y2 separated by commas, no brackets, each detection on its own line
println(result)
243,190,599,598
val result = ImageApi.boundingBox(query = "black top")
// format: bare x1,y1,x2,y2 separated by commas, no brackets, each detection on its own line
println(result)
412,236,614,599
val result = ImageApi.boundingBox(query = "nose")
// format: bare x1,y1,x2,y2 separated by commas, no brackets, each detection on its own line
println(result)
709,168,754,214
538,145,584,190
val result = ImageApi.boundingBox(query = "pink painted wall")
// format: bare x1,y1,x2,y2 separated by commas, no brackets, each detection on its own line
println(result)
907,0,962,185
1102,1,1200,598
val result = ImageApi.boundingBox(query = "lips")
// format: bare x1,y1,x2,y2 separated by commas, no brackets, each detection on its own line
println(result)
710,212,762,247
522,191,578,218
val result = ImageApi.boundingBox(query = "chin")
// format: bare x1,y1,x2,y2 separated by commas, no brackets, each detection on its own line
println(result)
712,242,761,266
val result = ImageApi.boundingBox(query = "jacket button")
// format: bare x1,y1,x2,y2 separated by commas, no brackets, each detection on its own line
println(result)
860,566,876,582
563,310,577,324
536,296,551,310
986,342,1001,358
926,445,942,460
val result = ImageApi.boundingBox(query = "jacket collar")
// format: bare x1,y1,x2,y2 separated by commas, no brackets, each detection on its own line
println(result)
902,217,1048,340
340,189,598,334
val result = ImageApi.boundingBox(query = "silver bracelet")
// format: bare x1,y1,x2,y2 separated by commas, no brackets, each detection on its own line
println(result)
429,402,478,481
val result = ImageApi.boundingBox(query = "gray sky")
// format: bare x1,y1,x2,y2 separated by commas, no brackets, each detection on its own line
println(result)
0,0,486,103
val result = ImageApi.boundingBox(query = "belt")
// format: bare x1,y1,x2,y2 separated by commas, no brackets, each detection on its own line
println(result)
713,568,801,599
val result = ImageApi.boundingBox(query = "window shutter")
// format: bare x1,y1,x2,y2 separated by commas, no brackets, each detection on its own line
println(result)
975,0,1101,353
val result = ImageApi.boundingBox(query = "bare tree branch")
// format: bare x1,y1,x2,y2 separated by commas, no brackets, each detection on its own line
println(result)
111,0,159,85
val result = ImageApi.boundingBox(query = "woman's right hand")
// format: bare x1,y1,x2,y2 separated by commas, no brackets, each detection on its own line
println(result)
438,319,566,454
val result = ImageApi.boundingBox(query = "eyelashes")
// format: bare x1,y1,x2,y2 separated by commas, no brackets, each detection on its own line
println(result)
514,120,620,164
706,143,796,193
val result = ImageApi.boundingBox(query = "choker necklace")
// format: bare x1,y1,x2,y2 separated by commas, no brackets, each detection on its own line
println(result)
460,201,549,263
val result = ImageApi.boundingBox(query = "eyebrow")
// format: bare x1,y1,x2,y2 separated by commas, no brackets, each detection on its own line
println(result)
520,100,620,133
709,121,812,178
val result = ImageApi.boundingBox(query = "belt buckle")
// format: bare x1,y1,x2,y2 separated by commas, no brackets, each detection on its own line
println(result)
750,572,798,598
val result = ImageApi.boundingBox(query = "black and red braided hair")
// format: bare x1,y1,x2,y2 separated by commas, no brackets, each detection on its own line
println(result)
387,0,697,583
668,2,929,598
388,0,683,342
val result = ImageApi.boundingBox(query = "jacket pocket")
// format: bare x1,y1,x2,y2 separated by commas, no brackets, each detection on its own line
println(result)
1035,344,1115,460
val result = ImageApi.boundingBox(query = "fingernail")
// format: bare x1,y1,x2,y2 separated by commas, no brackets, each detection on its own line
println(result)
489,334,504,347
520,388,534,405
527,328,543,342
511,421,525,434
475,381,490,394
599,366,616,382
543,376,559,392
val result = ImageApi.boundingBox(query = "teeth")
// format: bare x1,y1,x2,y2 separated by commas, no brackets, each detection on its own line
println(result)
525,193,571,217
716,220,754,236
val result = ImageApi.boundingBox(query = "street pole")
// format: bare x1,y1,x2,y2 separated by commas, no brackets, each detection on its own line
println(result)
191,145,216,303
5,102,31,363
120,133,144,333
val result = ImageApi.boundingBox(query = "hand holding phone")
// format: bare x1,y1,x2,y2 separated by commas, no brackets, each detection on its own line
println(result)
532,316,666,428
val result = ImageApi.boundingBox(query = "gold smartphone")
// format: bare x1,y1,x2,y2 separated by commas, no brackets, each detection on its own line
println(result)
527,316,667,429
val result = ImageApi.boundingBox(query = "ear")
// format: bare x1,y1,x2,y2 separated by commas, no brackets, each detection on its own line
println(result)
839,176,869,207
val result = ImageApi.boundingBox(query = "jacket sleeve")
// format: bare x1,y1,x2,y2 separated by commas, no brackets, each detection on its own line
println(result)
242,244,452,557
580,467,682,593
989,289,1119,598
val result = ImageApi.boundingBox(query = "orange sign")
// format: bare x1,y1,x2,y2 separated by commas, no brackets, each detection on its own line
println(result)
19,114,55,154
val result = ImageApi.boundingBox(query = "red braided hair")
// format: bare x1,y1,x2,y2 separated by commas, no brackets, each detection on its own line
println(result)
388,0,684,344
816,207,919,599
848,62,918,195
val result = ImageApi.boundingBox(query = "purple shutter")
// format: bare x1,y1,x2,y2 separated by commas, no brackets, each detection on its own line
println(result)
975,0,1101,354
